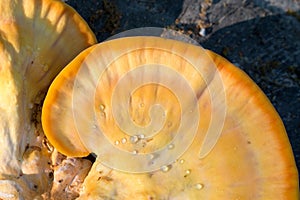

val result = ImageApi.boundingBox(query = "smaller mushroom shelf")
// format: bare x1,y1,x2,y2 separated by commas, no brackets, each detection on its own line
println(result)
0,0,97,198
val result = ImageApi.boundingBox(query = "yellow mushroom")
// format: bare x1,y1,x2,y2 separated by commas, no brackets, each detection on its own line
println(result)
0,0,96,198
42,37,299,199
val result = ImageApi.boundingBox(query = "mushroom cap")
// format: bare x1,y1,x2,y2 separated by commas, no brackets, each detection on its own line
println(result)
0,0,97,98
42,37,299,199
0,0,96,197
0,0,96,158
42,46,96,157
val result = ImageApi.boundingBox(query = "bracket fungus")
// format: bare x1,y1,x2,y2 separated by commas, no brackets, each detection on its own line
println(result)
42,36,299,199
0,0,96,198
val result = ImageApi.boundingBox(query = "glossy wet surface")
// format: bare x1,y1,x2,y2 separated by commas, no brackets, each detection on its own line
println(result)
65,0,300,180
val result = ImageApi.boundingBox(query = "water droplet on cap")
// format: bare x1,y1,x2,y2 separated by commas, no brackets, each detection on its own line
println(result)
121,138,127,144
138,134,145,139
130,135,139,144
168,144,175,149
132,150,138,155
160,165,171,172
185,169,191,176
195,183,204,190
99,104,105,110
115,140,120,145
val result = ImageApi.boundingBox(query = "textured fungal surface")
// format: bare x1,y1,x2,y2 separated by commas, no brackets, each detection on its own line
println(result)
0,0,96,199
66,0,300,188
42,36,299,199
0,0,299,199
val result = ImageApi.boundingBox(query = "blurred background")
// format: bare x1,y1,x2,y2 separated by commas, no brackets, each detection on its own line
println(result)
65,0,300,178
